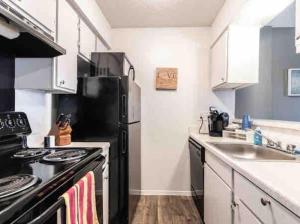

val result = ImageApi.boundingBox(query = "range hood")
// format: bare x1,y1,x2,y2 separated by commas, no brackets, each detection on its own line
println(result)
0,1,66,57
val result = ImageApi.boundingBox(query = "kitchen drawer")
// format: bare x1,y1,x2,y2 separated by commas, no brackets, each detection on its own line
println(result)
206,151,232,188
234,172,300,224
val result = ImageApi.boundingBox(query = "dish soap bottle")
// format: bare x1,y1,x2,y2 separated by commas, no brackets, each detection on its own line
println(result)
254,127,262,146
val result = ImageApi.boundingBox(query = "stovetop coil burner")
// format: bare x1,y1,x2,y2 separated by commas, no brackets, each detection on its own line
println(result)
13,149,49,159
0,175,39,199
42,149,88,162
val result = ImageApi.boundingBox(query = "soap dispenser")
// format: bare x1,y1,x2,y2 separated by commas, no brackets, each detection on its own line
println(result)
254,127,262,146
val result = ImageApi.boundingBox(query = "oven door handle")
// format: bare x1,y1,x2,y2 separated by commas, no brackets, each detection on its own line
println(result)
27,198,65,224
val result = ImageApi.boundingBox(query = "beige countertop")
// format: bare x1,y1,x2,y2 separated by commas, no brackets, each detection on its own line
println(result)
190,132,300,218
29,141,110,150
57,142,110,150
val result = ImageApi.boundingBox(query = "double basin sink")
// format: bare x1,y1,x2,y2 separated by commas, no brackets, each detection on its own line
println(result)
209,143,296,161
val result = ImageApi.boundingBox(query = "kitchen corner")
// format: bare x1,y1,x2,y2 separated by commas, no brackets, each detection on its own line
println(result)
1,0,300,223
189,130,300,222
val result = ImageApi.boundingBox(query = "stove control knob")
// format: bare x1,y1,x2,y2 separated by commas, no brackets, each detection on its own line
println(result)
0,121,4,129
17,118,26,127
5,119,15,128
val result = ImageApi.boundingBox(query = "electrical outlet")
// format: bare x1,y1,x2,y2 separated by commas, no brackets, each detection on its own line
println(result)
199,111,209,120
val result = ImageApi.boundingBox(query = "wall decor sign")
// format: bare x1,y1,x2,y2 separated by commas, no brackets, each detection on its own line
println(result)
288,68,300,96
156,67,178,90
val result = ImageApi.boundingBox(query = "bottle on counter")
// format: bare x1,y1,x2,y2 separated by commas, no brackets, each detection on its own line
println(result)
254,127,263,146
242,114,252,130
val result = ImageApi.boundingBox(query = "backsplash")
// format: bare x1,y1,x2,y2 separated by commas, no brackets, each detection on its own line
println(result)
15,90,52,146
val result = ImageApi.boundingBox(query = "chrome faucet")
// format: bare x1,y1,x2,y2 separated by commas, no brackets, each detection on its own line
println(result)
254,130,282,150
251,129,297,154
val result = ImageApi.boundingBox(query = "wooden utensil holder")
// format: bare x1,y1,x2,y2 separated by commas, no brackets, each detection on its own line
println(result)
49,124,72,146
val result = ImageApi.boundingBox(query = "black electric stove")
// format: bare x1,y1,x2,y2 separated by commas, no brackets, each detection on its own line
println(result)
0,112,104,224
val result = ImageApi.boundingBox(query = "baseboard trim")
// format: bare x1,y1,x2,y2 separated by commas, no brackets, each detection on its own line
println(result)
131,190,192,196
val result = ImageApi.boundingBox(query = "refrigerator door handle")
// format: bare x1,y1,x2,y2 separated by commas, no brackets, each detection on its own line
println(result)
122,95,127,118
122,131,127,154
129,65,135,81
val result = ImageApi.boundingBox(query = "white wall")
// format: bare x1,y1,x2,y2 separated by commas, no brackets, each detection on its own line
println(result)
112,28,235,194
15,90,52,146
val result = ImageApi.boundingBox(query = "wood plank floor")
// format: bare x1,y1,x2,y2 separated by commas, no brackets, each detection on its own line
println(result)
131,196,202,224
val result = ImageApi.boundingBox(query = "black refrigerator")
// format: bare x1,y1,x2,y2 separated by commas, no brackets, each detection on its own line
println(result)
57,53,141,224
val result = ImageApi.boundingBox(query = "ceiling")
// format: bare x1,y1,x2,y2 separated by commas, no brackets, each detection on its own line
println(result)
96,0,225,28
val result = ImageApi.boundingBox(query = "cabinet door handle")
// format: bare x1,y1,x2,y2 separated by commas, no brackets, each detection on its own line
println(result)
297,35,300,41
261,198,271,206
231,201,239,210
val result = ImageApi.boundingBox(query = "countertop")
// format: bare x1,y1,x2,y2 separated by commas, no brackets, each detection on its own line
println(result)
29,141,110,150
56,142,110,150
190,132,300,218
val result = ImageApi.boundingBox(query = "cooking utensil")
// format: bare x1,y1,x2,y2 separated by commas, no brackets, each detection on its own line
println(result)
56,113,64,125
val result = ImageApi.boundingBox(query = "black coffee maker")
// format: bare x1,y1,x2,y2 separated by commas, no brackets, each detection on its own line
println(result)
208,107,229,137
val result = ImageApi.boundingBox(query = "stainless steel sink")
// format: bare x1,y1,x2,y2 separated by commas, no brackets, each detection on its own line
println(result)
209,143,296,161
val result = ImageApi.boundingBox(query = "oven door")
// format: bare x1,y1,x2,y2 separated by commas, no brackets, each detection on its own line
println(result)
14,156,105,224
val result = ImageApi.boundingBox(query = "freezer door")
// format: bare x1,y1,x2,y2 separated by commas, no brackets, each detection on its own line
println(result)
128,80,141,123
120,76,141,124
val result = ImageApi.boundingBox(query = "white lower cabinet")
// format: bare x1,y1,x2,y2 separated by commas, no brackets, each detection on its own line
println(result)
233,198,262,224
203,149,300,224
234,172,300,224
204,163,232,224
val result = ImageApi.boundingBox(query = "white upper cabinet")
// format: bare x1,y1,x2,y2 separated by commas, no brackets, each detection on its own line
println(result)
55,0,79,92
211,25,260,90
6,0,56,35
211,30,228,88
79,20,96,60
14,0,111,93
15,0,79,93
69,0,111,47
296,0,300,53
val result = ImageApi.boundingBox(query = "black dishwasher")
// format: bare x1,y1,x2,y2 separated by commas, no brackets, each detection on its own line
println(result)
189,137,205,221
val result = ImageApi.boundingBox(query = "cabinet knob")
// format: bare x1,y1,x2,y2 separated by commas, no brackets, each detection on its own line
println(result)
221,77,225,81
60,80,66,85
261,198,271,206
231,202,239,210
